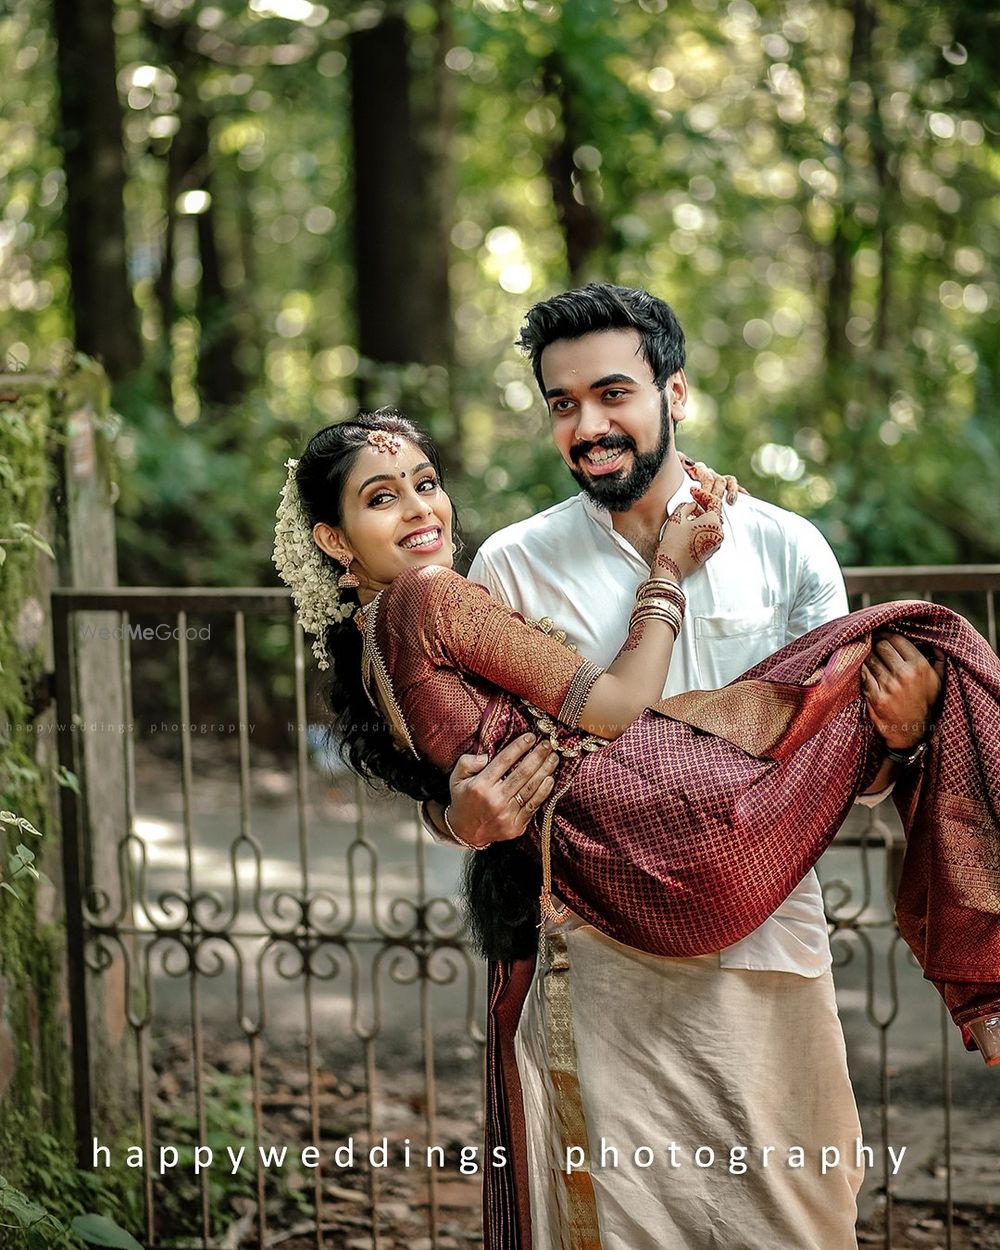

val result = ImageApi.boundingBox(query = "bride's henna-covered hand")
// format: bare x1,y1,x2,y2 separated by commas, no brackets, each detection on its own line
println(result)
679,451,746,506
653,495,725,581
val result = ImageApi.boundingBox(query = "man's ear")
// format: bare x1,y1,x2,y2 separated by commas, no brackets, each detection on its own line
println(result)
665,369,689,424
312,521,351,565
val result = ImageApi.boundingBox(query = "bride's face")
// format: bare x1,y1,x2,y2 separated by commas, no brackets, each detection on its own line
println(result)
313,437,454,601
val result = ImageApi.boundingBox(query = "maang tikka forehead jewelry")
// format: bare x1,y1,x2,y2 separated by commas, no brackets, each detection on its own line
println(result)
367,429,402,455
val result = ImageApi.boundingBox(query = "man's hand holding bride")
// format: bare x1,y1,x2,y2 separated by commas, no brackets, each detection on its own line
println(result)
858,633,944,797
425,735,559,851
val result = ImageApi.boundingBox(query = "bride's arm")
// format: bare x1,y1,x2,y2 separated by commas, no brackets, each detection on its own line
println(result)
431,495,725,741
573,496,723,737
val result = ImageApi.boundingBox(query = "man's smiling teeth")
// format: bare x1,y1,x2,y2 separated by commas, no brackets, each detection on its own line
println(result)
586,448,623,464
400,529,440,550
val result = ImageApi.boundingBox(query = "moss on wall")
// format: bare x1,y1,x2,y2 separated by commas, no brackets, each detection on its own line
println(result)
0,374,64,1170
0,362,136,1233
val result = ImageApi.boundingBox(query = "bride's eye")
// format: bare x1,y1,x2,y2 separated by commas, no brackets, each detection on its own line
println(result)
368,490,394,507
417,476,437,492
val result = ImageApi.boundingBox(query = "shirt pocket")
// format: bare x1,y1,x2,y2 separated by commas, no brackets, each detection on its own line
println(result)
693,605,784,686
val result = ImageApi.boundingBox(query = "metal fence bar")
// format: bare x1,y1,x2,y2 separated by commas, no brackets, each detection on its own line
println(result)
292,622,327,1250
842,565,1000,592
177,610,212,1248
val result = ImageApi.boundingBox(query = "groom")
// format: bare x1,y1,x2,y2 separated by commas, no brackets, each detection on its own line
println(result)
424,283,941,1247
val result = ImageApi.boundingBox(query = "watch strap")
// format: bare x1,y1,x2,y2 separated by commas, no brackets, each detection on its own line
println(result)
886,738,929,767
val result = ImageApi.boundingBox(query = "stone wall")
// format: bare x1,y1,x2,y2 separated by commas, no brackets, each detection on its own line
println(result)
0,356,131,1180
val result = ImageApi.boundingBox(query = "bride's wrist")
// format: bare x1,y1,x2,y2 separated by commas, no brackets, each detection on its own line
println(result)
651,550,685,583
631,577,687,639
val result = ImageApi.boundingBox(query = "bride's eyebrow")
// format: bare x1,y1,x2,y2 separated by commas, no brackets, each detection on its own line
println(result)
358,473,395,494
357,462,434,494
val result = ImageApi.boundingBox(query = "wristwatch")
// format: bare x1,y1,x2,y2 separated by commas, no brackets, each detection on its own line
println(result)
885,738,930,768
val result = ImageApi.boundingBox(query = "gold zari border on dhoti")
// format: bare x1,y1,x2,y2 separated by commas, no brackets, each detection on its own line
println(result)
542,930,604,1249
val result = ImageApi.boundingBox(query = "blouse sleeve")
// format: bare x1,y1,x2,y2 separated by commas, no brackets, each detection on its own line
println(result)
397,565,604,727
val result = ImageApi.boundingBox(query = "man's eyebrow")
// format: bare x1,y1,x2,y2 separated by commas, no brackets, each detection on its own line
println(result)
358,462,433,494
590,372,638,389
543,373,637,399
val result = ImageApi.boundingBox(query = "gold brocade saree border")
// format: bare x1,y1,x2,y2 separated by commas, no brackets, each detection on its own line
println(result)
650,636,872,759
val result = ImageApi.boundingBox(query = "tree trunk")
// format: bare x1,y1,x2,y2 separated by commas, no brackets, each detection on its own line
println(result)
349,8,454,412
825,0,875,375
194,114,247,409
866,12,894,361
51,0,142,383
149,18,247,411
347,5,457,473
542,54,606,286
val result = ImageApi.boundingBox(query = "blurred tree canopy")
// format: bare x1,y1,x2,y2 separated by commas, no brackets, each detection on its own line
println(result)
2,0,998,584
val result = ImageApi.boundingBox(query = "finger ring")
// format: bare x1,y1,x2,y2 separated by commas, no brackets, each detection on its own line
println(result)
514,791,525,808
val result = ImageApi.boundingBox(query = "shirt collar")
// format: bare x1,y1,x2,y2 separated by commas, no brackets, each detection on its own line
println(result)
579,475,696,559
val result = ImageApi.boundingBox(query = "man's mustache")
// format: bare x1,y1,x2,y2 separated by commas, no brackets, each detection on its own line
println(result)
570,435,637,465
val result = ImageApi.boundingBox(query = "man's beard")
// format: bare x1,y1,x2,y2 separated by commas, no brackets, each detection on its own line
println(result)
569,398,674,512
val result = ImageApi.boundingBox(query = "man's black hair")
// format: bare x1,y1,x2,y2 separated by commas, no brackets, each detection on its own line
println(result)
517,282,686,391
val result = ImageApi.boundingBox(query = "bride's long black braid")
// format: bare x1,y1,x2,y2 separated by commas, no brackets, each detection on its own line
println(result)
294,411,541,962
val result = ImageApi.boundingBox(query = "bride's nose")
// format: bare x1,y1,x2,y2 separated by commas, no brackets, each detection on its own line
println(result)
401,487,433,518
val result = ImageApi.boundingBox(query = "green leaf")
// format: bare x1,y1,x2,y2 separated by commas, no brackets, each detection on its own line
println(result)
1,880,25,901
29,535,55,557
0,1177,48,1225
70,1214,144,1249
55,766,80,795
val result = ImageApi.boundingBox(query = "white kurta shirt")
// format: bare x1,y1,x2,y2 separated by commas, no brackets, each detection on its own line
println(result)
468,478,852,978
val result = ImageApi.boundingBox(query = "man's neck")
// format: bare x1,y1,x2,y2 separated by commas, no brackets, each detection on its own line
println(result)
605,451,686,563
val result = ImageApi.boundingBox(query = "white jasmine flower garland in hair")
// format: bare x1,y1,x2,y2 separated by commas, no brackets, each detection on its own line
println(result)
272,457,355,670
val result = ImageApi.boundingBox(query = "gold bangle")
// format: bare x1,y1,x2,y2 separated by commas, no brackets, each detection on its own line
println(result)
632,599,683,620
637,580,685,594
631,612,682,634
629,606,683,639
636,584,686,609
557,658,604,728
634,593,686,613
637,577,684,596
442,804,488,851
632,597,690,622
